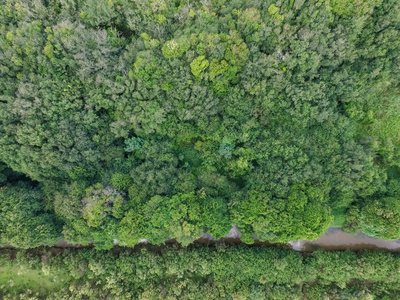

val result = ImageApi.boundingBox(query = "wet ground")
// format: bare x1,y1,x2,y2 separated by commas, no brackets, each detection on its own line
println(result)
289,227,400,252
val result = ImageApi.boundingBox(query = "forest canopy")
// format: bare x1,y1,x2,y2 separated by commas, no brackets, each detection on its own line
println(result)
2,246,400,299
0,0,399,248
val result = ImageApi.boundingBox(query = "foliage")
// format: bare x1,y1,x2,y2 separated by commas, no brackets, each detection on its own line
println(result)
111,173,132,190
162,36,190,59
190,56,209,78
344,179,400,239
124,137,145,153
0,0,399,246
0,186,61,248
233,185,333,243
82,184,126,228
2,247,400,299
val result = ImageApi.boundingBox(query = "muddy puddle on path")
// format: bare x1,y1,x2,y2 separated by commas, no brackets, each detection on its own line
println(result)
289,227,400,252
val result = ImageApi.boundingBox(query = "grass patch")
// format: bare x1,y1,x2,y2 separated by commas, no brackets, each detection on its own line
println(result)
367,94,400,145
0,265,69,296
330,208,347,227
358,90,400,163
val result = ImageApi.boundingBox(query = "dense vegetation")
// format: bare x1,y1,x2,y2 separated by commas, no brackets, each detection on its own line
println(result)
0,0,400,248
1,246,400,299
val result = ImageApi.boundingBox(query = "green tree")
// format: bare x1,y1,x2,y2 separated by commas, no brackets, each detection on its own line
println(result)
0,186,61,248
